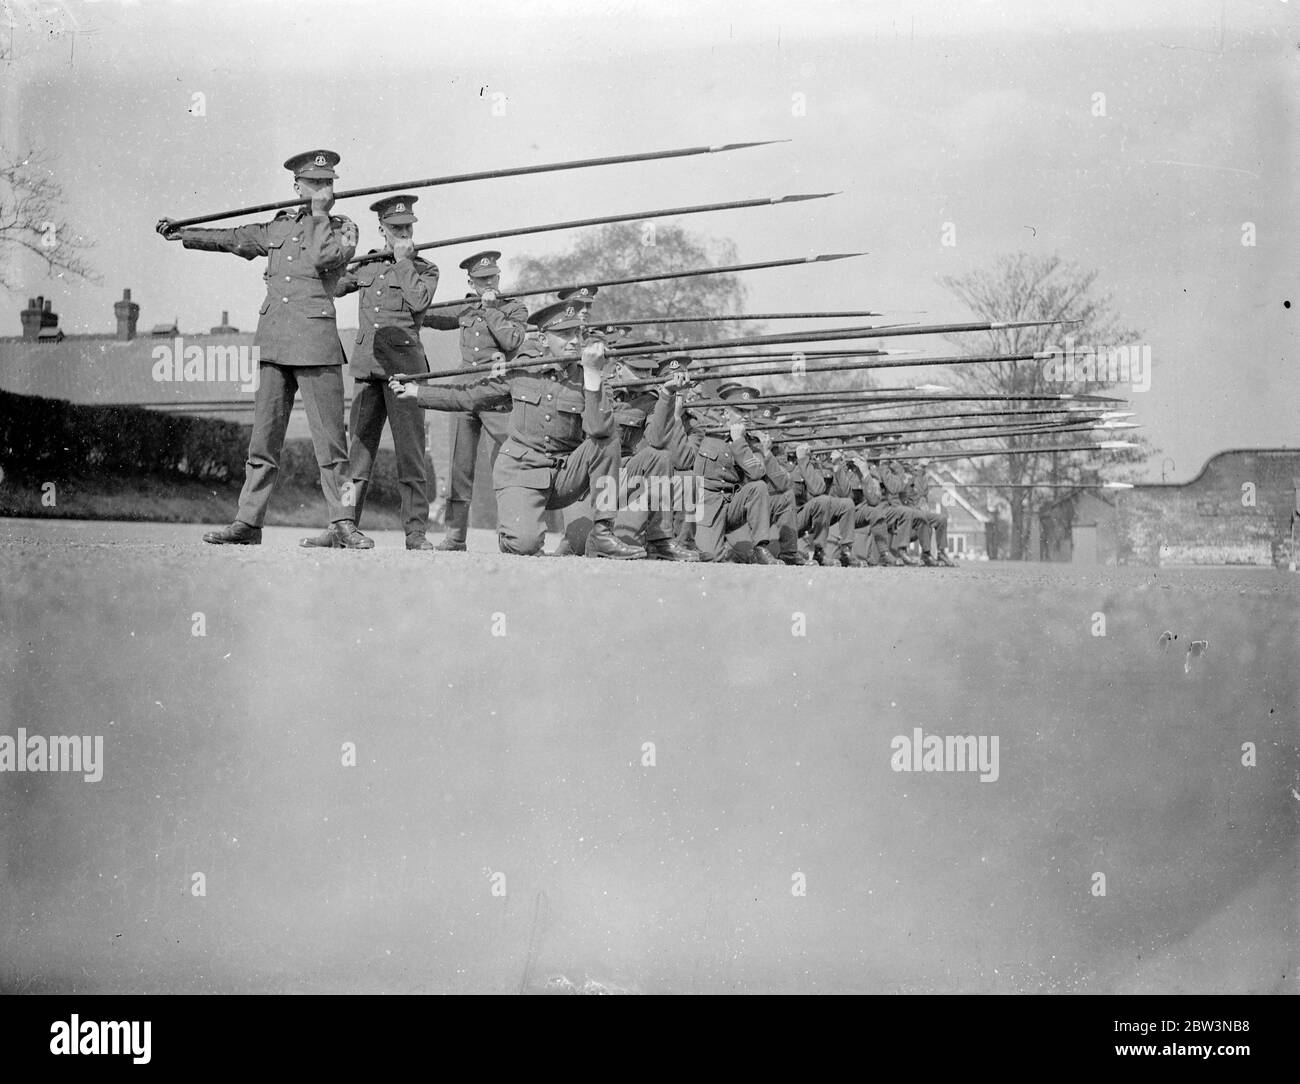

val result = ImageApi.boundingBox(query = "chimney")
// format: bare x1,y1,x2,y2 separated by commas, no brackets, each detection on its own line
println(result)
20,297,41,340
209,308,239,334
114,287,140,341
41,298,57,328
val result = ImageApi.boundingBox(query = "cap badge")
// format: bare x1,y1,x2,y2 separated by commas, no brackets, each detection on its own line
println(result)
314,153,327,167
394,202,405,212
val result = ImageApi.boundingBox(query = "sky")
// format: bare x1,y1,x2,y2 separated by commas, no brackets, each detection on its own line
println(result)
0,0,1296,481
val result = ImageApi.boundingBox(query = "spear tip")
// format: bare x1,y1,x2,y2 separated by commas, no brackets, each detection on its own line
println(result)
811,252,867,262
776,191,840,203
712,139,791,151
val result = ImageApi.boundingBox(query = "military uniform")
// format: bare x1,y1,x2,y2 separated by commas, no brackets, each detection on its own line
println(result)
422,250,529,547
686,384,779,564
605,349,696,559
849,459,902,565
790,456,856,565
877,459,926,563
408,301,641,558
333,194,441,546
903,467,951,565
168,149,359,542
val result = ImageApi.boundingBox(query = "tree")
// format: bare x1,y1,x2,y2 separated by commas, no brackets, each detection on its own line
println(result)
511,221,749,346
0,146,98,290
934,253,1156,560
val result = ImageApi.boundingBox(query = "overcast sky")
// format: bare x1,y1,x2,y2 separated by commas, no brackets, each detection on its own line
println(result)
1,0,1295,481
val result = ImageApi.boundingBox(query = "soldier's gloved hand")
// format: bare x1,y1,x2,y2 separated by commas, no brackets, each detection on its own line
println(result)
389,378,419,399
580,341,607,371
756,432,773,455
729,421,747,442
155,218,182,240
795,442,811,462
830,449,844,464
391,237,416,262
479,288,499,302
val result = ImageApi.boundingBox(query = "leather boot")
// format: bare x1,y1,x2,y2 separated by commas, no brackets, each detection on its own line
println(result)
437,500,469,550
299,527,340,548
936,551,956,567
203,521,261,545
406,533,436,551
645,537,700,561
839,549,862,568
333,520,375,550
584,522,646,559
752,543,780,566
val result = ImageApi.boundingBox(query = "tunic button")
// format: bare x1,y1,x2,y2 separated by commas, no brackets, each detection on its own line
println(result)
287,255,293,261
282,297,288,302
546,394,552,401
544,414,551,421
285,276,291,281
292,237,300,242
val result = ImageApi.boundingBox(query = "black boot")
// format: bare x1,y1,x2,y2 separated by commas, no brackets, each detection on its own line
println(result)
203,521,261,545
333,520,375,550
645,537,700,561
584,522,646,559
406,533,436,551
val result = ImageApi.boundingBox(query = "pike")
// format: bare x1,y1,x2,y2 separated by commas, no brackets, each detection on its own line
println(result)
875,441,1138,463
419,252,864,313
690,389,1128,406
611,349,1053,387
809,420,1134,448
165,139,788,228
928,482,1136,489
748,405,1121,429
607,318,1081,357
764,415,1133,440
350,191,839,267
591,310,896,326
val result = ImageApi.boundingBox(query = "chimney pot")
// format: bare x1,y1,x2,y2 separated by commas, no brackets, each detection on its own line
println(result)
123,288,132,301
43,300,52,314
221,310,229,324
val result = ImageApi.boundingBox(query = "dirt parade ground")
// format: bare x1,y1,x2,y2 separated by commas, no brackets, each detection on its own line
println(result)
0,517,1296,995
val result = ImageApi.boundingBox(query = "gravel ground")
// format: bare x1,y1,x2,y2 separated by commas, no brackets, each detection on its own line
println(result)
1,517,1296,994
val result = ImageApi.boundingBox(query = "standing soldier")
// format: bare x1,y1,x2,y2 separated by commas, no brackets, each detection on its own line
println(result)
393,300,644,558
157,149,364,546
330,194,441,550
422,250,529,551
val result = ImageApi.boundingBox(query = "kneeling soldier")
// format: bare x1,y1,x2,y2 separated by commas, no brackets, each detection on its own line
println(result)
392,300,643,558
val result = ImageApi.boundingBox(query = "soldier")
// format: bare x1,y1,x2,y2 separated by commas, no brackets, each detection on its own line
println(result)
422,250,529,551
714,384,800,563
787,444,852,566
687,384,781,565
847,452,905,566
819,450,865,567
392,300,644,558
157,149,365,547
903,463,955,567
876,454,926,565
658,356,706,556
329,194,441,550
604,347,697,560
